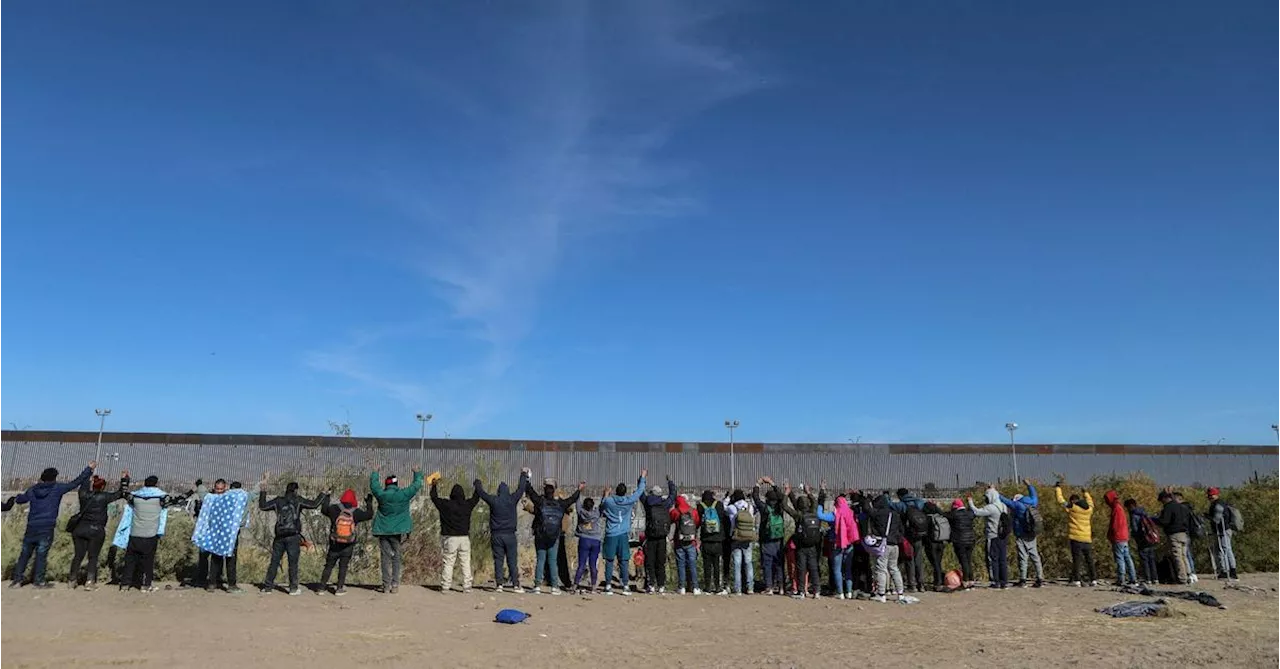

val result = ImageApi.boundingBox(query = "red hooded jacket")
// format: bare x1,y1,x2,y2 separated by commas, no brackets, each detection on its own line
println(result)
669,496,701,526
1104,490,1129,542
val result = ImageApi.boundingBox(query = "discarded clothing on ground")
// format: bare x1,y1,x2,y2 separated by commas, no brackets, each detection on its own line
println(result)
1116,584,1224,609
494,609,531,624
1096,599,1172,618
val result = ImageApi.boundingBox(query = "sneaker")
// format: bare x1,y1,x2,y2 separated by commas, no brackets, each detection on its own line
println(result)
617,589,630,597
1189,574,1199,584
872,594,887,603
334,587,347,596
495,585,505,593
389,585,399,594
693,588,703,596
791,593,804,600
677,588,686,595
512,585,525,594
603,586,614,596
8,582,21,589
206,585,218,593
999,584,1008,590
142,585,159,593
462,587,472,594
85,582,100,592
1033,580,1044,588
989,583,1000,589
532,586,543,594
288,588,302,596
550,588,562,596
1017,580,1027,588
1089,580,1099,587
261,585,275,593
1071,581,1083,588
227,586,243,594
33,582,55,590
897,595,908,603
658,587,666,594
645,586,654,594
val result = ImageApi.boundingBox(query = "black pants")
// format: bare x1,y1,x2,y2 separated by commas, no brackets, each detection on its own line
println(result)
760,540,784,591
907,539,926,589
1069,539,1096,583
209,547,238,588
265,535,302,589
795,546,820,595
192,550,211,586
925,539,944,587
70,531,106,584
322,542,355,588
853,546,873,593
644,538,668,589
987,536,1009,586
558,536,571,588
953,542,975,582
491,533,519,587
121,535,159,588
1137,545,1158,583
701,541,724,592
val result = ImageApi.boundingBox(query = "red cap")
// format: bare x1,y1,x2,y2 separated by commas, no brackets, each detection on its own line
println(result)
340,489,358,507
952,498,964,510
384,476,398,486
1207,487,1220,497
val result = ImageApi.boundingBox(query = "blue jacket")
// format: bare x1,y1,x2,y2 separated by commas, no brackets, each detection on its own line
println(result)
998,483,1039,538
15,467,93,537
600,477,646,537
888,493,927,514
474,472,530,535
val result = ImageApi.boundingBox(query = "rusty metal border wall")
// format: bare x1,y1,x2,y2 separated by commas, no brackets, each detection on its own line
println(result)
2,431,1274,490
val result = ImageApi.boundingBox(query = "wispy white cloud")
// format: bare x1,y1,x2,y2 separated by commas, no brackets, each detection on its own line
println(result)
314,1,764,433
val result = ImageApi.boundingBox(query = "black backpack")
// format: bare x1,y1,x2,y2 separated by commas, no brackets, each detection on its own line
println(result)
997,511,1012,539
905,506,929,539
646,502,671,538
538,500,565,542
677,511,698,542
799,513,822,548
1024,505,1042,537
1187,508,1206,539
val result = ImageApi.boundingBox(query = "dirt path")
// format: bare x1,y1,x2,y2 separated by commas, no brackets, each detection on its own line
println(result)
2,574,1276,668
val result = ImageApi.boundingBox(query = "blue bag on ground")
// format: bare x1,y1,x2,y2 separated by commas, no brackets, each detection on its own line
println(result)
495,609,531,624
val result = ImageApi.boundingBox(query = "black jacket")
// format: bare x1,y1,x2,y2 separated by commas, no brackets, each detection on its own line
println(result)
525,486,581,549
751,485,788,542
1157,500,1191,535
946,506,977,546
260,490,325,538
474,474,530,535
697,499,729,542
431,482,481,537
863,494,905,546
74,476,129,536
322,497,375,542
640,479,678,538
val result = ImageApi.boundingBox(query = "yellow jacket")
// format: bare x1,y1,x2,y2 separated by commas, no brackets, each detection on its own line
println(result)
1056,487,1094,543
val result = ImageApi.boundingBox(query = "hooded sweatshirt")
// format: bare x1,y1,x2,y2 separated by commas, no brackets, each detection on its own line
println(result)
816,496,860,548
1128,506,1157,548
322,491,374,542
600,476,646,538
474,473,530,535
864,494,905,545
1055,487,1094,543
968,488,1009,540
575,498,605,541
15,467,93,537
998,484,1039,539
1104,491,1130,542
432,481,481,537
669,496,702,546
751,485,787,542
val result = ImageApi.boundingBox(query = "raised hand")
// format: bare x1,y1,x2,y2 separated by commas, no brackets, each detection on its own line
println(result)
121,469,131,479
88,460,99,470
411,464,422,473
640,468,648,479
578,481,586,491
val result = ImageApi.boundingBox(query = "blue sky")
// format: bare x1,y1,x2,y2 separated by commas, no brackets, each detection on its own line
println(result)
3,1,1276,444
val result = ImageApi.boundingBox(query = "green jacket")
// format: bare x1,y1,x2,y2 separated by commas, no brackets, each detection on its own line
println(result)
370,470,424,536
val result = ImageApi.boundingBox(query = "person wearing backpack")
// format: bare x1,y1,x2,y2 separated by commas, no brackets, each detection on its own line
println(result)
370,466,426,594
1103,490,1138,587
1125,499,1160,584
697,490,729,595
669,493,702,594
968,487,1010,589
599,469,647,595
320,488,374,595
752,477,788,595
637,477,677,594
891,488,929,593
431,477,483,593
862,492,905,602
921,501,948,590
259,477,328,595
1206,487,1239,581
474,469,531,593
524,479,584,595
998,480,1044,588
1172,491,1201,583
726,490,756,595
1054,483,1097,587
946,498,977,588
781,484,823,598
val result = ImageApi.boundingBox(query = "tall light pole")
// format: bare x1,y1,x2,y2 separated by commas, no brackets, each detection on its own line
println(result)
1005,422,1019,482
94,409,112,464
415,413,433,469
1272,424,1278,443
724,419,740,489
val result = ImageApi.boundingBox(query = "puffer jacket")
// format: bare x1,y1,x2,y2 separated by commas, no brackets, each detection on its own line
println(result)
74,475,129,536
1055,487,1094,543
947,506,977,546
1104,491,1130,542
370,471,425,536
15,467,93,537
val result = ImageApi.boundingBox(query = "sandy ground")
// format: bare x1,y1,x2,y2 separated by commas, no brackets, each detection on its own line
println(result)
2,573,1276,668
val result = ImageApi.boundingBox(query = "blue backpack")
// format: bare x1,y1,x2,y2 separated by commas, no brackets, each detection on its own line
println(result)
495,609,531,624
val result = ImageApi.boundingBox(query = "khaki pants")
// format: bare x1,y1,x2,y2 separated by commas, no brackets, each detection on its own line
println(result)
441,536,472,590
1168,532,1190,584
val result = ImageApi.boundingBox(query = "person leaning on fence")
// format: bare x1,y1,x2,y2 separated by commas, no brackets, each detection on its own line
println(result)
258,473,328,596
1055,483,1098,587
998,479,1044,588
1206,487,1239,581
369,466,425,594
9,461,95,589
68,469,128,590
431,475,481,593
320,489,374,595
474,469,531,593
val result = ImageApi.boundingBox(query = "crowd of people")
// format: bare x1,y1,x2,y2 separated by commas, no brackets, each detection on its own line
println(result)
3,461,1246,601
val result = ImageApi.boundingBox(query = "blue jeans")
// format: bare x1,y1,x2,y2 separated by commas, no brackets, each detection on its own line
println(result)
674,544,698,590
534,537,560,588
760,540,783,591
574,537,601,587
13,533,53,585
602,534,630,589
731,542,754,594
1185,544,1196,575
1112,541,1137,583
831,544,855,596
491,532,519,587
